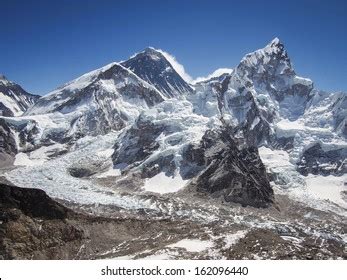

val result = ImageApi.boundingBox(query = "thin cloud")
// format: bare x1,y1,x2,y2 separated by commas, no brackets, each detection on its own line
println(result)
156,49,193,83
192,68,233,84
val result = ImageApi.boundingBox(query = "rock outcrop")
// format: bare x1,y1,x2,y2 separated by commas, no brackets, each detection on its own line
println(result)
0,119,17,167
297,143,347,176
194,130,273,207
0,75,39,117
122,47,193,97
0,183,83,259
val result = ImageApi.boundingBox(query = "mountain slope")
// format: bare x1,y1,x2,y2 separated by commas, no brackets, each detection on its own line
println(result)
218,38,313,146
1,39,346,212
0,119,17,167
26,62,164,116
121,47,193,98
188,39,346,209
1,39,346,260
233,37,313,120
0,62,166,164
12,63,165,146
0,75,39,117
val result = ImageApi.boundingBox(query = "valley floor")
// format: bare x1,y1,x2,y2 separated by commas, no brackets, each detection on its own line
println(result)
1,132,346,260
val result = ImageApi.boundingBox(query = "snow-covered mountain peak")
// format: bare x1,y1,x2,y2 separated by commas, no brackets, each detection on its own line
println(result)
26,61,165,116
269,37,280,45
1,40,347,223
126,47,171,66
0,74,12,86
142,47,164,60
263,37,289,63
218,38,315,144
51,62,119,95
0,74,8,81
51,61,164,98
239,38,292,76
266,37,282,50
121,47,193,97
0,75,39,117
0,60,167,156
233,38,313,106
127,47,166,62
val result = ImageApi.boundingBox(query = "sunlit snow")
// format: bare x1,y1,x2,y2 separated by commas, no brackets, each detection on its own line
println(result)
143,172,188,194
167,239,214,252
304,174,347,208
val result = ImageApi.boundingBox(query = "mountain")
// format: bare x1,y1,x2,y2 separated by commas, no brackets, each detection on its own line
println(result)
1,38,347,260
111,38,337,207
1,39,347,210
218,38,314,146
0,62,166,169
0,76,39,167
121,47,193,98
13,63,164,148
111,100,274,207
192,38,346,193
0,118,17,167
0,75,39,117
26,62,164,117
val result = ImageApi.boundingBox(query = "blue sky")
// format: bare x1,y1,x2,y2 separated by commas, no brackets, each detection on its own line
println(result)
1,0,346,95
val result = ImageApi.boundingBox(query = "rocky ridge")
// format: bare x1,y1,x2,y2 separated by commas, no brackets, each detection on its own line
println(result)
0,75,39,117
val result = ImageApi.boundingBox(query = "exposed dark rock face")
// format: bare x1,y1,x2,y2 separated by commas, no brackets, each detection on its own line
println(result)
0,183,69,219
297,143,347,176
0,104,13,116
0,183,84,259
107,79,276,206
1,117,57,155
0,75,39,117
0,119,17,167
191,129,274,208
112,114,181,177
271,136,295,151
112,114,274,208
68,158,109,178
332,93,347,138
68,167,96,178
112,116,165,167
224,90,272,147
224,228,346,260
0,183,209,260
121,47,193,97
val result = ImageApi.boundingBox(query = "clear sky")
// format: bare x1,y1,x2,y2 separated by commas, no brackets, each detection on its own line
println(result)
1,0,346,95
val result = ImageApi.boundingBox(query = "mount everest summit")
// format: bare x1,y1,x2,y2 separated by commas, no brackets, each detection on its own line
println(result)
0,38,346,259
